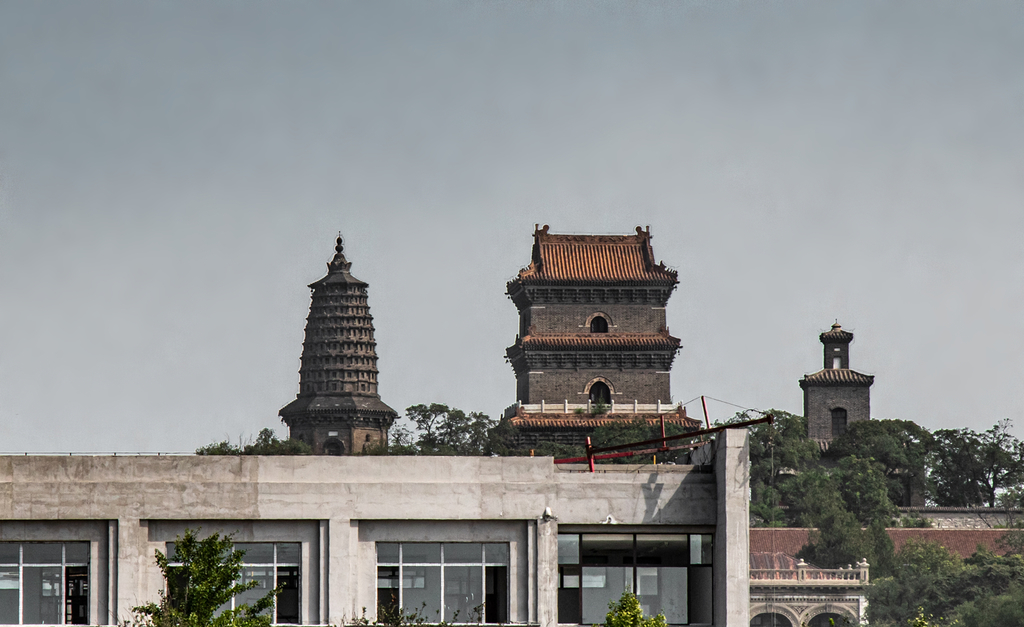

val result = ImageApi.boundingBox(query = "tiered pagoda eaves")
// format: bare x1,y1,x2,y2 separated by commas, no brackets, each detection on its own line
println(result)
504,225,700,446
279,235,397,455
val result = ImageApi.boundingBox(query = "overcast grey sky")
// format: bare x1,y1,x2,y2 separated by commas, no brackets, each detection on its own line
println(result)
2,1,1023,452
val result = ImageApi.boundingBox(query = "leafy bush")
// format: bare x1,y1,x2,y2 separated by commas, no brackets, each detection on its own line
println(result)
126,529,277,627
196,428,311,456
602,591,667,627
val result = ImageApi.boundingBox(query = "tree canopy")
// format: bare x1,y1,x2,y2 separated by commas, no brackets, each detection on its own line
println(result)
867,542,1024,626
386,404,503,456
127,529,277,627
828,419,933,507
196,429,312,456
930,420,1024,507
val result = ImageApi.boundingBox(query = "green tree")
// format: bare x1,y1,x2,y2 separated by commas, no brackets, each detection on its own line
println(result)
196,429,312,456
828,419,933,506
602,591,667,627
400,404,497,455
834,456,898,527
930,421,1024,507
734,410,820,527
788,470,871,568
127,529,277,627
866,539,964,626
953,584,1024,626
867,542,1024,626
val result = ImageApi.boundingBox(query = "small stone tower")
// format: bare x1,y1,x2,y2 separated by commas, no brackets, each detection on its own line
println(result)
799,323,874,446
279,235,397,455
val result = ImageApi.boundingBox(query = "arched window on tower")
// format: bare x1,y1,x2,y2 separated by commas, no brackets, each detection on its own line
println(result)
831,408,848,439
589,381,611,404
590,316,609,333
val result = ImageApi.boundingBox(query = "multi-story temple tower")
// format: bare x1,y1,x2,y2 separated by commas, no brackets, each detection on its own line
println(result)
504,226,699,446
799,322,874,446
279,235,397,455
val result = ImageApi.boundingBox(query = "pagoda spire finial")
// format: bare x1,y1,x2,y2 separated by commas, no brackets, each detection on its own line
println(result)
328,232,351,272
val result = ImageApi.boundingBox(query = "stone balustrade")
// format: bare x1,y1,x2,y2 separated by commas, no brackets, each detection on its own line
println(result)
503,400,684,419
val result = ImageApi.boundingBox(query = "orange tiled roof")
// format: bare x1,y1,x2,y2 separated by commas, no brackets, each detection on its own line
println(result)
511,225,678,286
750,528,1012,560
750,529,812,557
517,332,681,352
510,412,700,431
750,552,804,570
799,369,875,387
887,529,1011,558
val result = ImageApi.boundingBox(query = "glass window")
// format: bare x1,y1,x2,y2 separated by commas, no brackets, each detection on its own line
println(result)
166,542,300,625
376,542,509,624
557,533,712,626
0,542,90,625
557,536,579,565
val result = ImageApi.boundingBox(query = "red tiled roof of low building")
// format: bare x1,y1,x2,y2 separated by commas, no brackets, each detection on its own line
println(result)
887,529,1012,558
750,528,1012,560
750,552,804,570
750,529,812,557
510,225,678,286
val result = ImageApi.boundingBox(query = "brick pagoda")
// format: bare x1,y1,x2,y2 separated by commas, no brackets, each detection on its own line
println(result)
279,235,397,455
504,225,700,446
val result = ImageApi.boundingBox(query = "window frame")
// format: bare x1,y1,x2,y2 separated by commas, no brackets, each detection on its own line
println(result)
556,533,713,626
376,542,510,624
165,541,301,625
0,541,90,625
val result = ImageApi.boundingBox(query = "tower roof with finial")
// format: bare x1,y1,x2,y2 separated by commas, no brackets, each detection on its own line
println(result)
820,322,854,344
280,233,396,419
509,225,678,287
309,233,367,288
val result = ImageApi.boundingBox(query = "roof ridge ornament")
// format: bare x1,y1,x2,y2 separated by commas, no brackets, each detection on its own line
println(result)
328,232,352,273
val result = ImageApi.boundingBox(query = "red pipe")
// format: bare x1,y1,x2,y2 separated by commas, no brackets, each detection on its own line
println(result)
556,414,774,469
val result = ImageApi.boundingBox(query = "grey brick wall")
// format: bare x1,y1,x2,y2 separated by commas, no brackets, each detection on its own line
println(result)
522,369,671,404
804,385,870,441
526,304,667,334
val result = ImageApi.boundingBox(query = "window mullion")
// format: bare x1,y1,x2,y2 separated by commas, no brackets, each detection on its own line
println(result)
18,544,24,626
272,544,278,625
61,543,66,626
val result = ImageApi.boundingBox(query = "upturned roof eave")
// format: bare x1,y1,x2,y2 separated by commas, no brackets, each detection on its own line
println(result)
799,369,875,388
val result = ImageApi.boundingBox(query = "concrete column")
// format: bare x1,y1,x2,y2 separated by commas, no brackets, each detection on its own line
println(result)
327,518,354,625
714,428,750,627
536,519,558,627
319,520,329,625
116,518,154,625
526,520,537,624
106,520,118,625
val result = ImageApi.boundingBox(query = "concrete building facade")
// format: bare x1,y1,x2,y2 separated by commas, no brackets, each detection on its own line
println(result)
0,429,749,627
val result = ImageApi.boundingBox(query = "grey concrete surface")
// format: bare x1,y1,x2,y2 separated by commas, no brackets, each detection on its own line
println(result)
0,449,749,626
